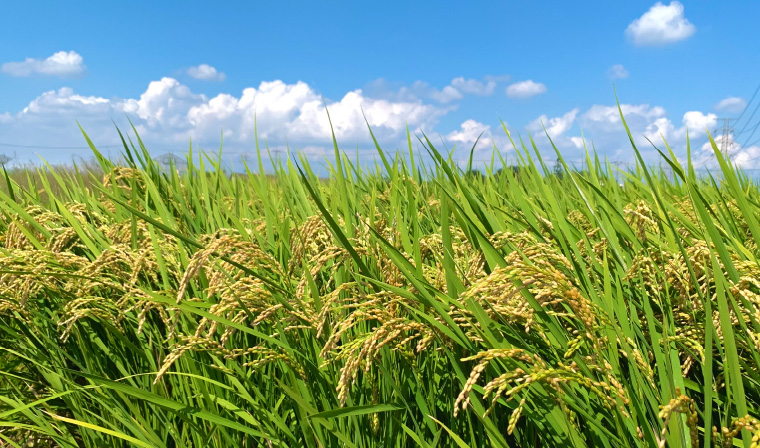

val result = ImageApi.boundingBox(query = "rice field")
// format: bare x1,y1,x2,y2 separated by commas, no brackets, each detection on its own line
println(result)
2,113,760,447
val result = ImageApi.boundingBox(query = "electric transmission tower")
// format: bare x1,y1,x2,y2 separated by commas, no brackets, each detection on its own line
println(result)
716,118,736,159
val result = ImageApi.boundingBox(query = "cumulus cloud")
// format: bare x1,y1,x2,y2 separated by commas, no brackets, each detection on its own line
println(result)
0,77,449,162
625,1,696,46
642,110,716,143
432,105,739,169
119,78,207,138
185,80,447,143
583,104,716,142
22,87,111,114
732,145,760,169
607,64,629,80
693,133,760,169
570,136,586,149
715,96,747,114
506,80,547,99
187,64,226,82
528,109,580,139
524,109,581,156
1,73,734,171
681,111,717,135
1,51,86,77
289,89,445,142
0,87,139,162
570,103,722,164
446,120,493,150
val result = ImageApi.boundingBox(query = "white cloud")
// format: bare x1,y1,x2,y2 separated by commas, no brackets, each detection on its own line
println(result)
185,79,447,142
0,88,139,162
643,110,716,143
643,117,676,142
584,104,666,126
436,105,719,164
451,77,497,96
443,106,740,169
293,89,446,142
528,108,579,139
446,120,492,150
607,64,629,80
701,133,733,156
695,133,760,169
625,1,696,46
1,74,735,172
22,87,110,114
570,136,586,149
366,75,506,104
121,77,206,139
732,145,760,169
1,51,86,77
187,80,321,141
573,103,722,165
582,104,667,150
367,79,462,104
681,111,717,135
187,64,226,82
506,80,547,99
525,109,581,156
715,96,747,114
0,78,449,162
429,85,464,103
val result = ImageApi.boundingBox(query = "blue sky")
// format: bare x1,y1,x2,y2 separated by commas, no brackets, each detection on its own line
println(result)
1,0,759,169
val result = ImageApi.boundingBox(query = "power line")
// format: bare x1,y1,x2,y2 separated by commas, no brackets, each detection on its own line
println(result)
705,81,760,152
0,141,405,156
740,120,760,148
734,82,760,128
736,99,760,137
745,134,760,148
0,143,361,158
0,142,123,150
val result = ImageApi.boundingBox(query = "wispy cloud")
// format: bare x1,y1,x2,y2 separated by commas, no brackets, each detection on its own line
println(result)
607,64,629,80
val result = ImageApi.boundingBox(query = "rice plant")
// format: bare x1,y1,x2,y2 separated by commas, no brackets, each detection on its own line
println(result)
1,109,759,447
